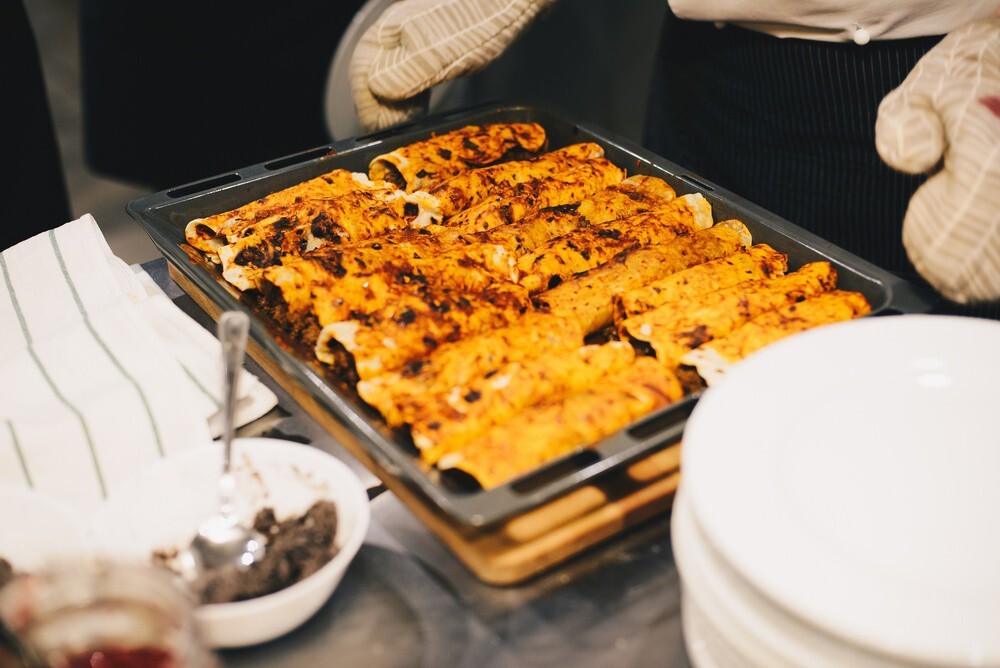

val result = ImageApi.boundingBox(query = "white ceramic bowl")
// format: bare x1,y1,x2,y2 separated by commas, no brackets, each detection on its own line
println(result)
91,438,370,648
0,487,89,572
675,315,1000,667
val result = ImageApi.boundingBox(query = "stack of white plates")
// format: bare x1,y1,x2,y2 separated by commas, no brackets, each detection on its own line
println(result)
673,315,1000,667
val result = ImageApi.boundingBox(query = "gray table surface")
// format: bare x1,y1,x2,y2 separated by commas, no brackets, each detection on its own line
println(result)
145,259,692,668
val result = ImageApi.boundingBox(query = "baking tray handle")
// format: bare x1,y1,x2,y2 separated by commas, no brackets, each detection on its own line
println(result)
884,276,938,315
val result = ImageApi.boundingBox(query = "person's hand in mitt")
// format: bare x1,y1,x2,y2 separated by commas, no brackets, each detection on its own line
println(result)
876,17,1000,304
350,0,555,132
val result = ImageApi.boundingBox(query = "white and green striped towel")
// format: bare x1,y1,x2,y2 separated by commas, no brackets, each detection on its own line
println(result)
0,215,276,520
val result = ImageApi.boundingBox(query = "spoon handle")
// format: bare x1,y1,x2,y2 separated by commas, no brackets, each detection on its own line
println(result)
218,311,249,522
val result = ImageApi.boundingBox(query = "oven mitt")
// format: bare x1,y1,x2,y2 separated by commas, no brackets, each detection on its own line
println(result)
875,17,1000,304
350,0,556,131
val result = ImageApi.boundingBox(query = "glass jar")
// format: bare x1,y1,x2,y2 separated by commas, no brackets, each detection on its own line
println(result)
0,560,216,667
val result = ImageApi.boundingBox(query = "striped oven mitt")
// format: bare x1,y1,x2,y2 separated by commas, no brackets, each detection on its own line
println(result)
350,0,555,131
876,17,1000,304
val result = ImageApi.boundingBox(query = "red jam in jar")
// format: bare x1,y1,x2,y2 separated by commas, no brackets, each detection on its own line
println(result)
63,646,175,668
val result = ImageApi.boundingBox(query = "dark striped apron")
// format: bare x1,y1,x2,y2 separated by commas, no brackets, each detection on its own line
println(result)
645,13,999,319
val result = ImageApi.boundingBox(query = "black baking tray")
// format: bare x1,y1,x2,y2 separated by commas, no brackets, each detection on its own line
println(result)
127,101,935,529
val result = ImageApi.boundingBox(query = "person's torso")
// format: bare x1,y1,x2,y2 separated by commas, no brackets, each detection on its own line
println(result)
667,0,993,43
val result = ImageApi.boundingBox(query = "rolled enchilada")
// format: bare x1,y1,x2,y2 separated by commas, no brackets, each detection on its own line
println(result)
260,244,516,347
537,221,752,334
613,244,789,323
442,158,625,232
216,187,441,290
517,193,714,293
622,261,840,368
411,341,637,463
681,290,871,385
184,169,385,255
461,174,677,254
438,357,684,489
316,282,533,378
256,176,680,343
369,122,547,191
357,312,584,426
430,143,605,217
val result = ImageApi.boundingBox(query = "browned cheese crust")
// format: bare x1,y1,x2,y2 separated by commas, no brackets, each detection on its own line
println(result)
216,188,440,290
412,341,637,463
369,122,548,191
681,290,871,385
463,174,678,255
261,173,674,286
442,158,625,232
429,143,605,217
185,169,378,254
260,244,517,347
517,193,714,293
440,357,683,489
317,282,533,379
613,244,789,323
622,261,839,368
257,176,681,343
357,312,584,426
537,222,752,334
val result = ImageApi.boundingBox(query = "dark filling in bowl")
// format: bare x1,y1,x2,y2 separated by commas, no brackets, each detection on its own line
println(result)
165,500,340,605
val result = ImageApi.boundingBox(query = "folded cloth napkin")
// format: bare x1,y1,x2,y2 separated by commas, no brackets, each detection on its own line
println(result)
0,215,277,520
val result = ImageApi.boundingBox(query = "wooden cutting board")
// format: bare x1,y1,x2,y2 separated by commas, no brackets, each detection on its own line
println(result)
170,265,681,585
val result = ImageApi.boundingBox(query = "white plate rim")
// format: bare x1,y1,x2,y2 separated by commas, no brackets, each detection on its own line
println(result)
680,314,1000,666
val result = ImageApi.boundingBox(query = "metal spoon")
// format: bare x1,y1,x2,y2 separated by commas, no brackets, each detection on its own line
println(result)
181,311,265,580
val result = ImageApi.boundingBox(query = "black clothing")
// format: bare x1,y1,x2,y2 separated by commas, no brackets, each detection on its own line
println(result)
79,0,364,190
645,15,998,318
2,0,72,251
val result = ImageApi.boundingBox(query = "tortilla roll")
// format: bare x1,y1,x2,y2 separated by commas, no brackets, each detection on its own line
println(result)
316,284,533,378
260,175,679,326
260,224,548,347
681,290,871,385
613,244,789,323
442,158,625,232
576,174,676,219
464,174,678,257
623,261,839,368
262,244,515,347
430,143,605,217
412,341,637,462
357,312,584,425
262,229,448,296
185,169,383,255
517,193,714,293
439,357,683,490
426,174,676,245
270,173,674,282
257,260,388,348
369,123,547,191
538,221,752,334
235,172,678,301
271,219,480,286
215,188,441,290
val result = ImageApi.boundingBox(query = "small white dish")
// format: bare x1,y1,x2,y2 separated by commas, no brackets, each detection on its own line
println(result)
91,437,370,648
678,315,1000,666
0,487,88,572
